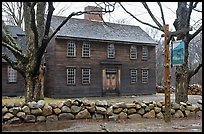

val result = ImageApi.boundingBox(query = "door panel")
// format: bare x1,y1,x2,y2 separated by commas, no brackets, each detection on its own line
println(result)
105,73,116,90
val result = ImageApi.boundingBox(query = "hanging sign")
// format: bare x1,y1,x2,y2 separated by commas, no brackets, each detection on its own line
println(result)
172,40,185,66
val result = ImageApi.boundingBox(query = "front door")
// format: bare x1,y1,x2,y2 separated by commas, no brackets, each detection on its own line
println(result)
105,73,117,91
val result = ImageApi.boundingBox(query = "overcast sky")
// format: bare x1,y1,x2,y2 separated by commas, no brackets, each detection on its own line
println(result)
52,2,202,40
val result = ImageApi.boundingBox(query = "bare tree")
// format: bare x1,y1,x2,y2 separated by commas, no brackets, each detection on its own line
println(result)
119,2,202,103
2,2,24,28
2,2,116,103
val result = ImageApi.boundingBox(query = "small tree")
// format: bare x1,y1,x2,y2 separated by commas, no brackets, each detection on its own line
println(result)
2,2,115,103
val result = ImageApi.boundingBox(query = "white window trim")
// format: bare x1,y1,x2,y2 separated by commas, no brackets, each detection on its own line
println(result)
142,46,148,60
8,66,17,83
82,42,90,57
142,69,148,83
107,44,115,58
131,69,138,84
67,41,76,57
82,68,91,85
130,45,137,59
67,68,76,85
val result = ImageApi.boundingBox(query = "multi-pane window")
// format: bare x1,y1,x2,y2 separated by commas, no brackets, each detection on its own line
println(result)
8,66,17,82
82,42,90,57
142,69,148,83
142,46,148,60
107,44,115,58
130,45,137,59
130,69,138,84
82,68,90,85
67,41,76,57
67,68,76,85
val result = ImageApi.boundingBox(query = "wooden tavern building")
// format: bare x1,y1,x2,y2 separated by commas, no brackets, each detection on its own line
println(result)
2,6,157,98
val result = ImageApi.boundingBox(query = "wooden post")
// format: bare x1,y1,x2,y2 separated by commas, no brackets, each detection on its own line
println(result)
164,24,171,122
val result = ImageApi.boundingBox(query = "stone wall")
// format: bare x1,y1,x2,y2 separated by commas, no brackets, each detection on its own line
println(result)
2,99,202,124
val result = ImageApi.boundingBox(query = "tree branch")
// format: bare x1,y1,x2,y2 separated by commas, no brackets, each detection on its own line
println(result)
188,62,202,79
157,2,165,25
142,2,163,30
189,25,202,41
119,2,163,32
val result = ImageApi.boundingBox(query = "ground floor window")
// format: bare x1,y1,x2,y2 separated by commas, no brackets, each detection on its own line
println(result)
67,68,76,85
82,68,91,85
130,69,137,84
8,66,17,83
142,69,149,83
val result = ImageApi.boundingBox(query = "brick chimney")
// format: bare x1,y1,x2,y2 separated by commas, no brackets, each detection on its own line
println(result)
84,6,103,21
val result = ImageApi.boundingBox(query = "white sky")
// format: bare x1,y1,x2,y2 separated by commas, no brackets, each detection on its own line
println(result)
52,2,202,40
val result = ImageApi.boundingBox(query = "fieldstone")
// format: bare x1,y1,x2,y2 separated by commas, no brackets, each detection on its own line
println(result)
186,102,192,106
64,99,72,107
174,110,184,118
143,100,152,105
154,107,161,113
156,112,164,119
199,104,202,111
53,108,61,115
58,113,74,120
115,102,127,108
28,101,38,108
122,108,128,113
126,103,136,108
161,106,165,112
14,102,22,107
22,105,30,114
188,104,197,112
57,101,65,108
31,108,42,115
37,100,45,108
25,115,36,123
156,102,163,107
135,104,141,109
140,102,147,108
6,117,21,124
137,108,145,115
152,101,157,106
118,112,127,119
82,99,92,106
145,106,150,112
160,101,165,105
37,116,46,122
180,102,187,106
113,108,123,114
42,104,53,116
94,113,104,119
85,104,95,113
184,110,191,117
6,103,14,108
61,106,71,113
75,109,91,119
180,105,185,111
16,112,26,119
9,107,21,115
46,115,58,122
71,105,81,114
48,103,58,108
149,104,154,110
171,109,176,115
128,113,141,119
73,98,82,106
96,106,106,114
143,110,155,118
133,100,140,104
106,106,113,116
108,113,118,120
2,106,8,115
95,100,108,107
172,102,180,110
3,113,14,120
127,108,137,115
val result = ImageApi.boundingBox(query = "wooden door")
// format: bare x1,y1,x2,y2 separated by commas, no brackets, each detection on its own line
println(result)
105,73,117,91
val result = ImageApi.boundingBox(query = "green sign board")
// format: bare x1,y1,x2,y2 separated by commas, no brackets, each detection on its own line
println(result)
172,40,185,66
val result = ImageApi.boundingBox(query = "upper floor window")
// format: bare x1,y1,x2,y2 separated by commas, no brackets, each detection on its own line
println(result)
8,66,17,83
142,46,148,60
142,69,148,83
82,42,90,57
107,44,115,58
130,45,137,59
130,69,138,84
67,68,76,85
67,41,76,57
82,68,91,85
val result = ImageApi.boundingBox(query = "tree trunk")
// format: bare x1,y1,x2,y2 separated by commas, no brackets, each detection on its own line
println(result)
24,65,45,103
175,66,188,103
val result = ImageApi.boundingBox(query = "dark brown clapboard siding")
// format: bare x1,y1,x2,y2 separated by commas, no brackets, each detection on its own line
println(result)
45,38,156,98
2,63,24,97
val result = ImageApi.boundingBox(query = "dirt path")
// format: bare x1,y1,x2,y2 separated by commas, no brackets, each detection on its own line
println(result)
3,116,202,132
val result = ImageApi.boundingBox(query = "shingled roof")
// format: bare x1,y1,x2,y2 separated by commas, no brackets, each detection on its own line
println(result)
50,15,157,45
